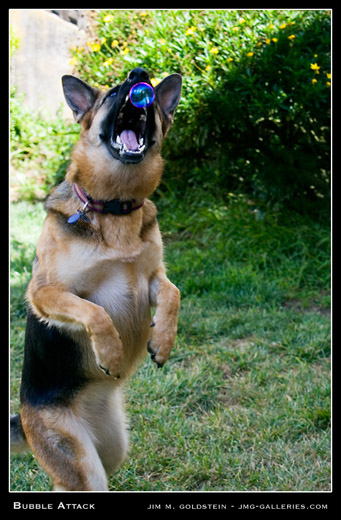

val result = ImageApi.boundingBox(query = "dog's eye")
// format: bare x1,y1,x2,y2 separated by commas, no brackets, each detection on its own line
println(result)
103,88,119,103
109,86,119,98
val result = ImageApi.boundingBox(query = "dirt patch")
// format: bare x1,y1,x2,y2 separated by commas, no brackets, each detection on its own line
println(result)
282,299,330,316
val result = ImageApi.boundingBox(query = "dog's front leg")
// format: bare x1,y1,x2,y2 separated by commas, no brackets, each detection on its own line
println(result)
148,267,180,367
27,284,123,377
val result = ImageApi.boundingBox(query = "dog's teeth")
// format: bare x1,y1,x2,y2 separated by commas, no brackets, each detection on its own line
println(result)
120,143,145,155
111,134,123,151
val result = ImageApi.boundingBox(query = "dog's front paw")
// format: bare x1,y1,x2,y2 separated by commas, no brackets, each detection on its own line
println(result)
147,340,163,368
147,324,176,368
95,349,122,378
92,334,123,378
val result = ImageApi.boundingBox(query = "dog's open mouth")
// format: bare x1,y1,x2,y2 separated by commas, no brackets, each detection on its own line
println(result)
110,94,150,164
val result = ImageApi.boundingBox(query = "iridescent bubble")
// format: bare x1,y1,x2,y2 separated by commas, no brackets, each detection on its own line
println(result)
129,82,155,108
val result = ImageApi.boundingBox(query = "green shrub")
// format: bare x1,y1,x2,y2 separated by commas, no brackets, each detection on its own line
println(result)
71,9,331,212
10,87,79,200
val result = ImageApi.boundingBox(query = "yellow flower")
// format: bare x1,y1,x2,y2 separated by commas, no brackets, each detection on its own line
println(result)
310,63,320,72
160,38,166,44
227,57,233,63
140,11,147,17
326,73,331,79
121,48,129,55
326,82,331,87
265,38,271,44
210,47,219,54
205,65,211,72
279,23,287,29
232,26,240,31
92,43,101,52
312,78,318,84
269,23,274,29
288,34,296,41
68,57,77,66
272,38,278,43
185,26,197,36
151,78,160,87
103,58,113,67
101,37,107,45
111,39,119,48
239,18,246,24
246,52,254,57
103,14,113,23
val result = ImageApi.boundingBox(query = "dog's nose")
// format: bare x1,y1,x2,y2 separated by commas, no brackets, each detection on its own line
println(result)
128,68,150,84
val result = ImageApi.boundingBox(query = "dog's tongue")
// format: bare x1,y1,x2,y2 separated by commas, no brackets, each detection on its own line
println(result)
120,130,139,151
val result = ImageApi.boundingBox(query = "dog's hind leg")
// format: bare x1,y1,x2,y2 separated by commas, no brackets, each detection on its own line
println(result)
77,385,129,476
20,403,108,491
10,414,30,453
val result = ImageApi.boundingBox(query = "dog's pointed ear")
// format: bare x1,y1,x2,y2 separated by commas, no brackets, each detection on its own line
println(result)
155,74,182,123
62,75,98,123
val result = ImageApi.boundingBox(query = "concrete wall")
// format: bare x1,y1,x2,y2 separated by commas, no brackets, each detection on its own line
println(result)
10,9,86,118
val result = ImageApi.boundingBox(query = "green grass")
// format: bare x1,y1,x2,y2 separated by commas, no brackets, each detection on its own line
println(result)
10,192,331,491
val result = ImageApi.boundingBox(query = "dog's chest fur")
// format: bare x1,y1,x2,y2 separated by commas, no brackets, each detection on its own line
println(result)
35,191,162,368
56,235,158,322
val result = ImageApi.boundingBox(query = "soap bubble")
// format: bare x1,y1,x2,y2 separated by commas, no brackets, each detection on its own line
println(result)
129,82,155,108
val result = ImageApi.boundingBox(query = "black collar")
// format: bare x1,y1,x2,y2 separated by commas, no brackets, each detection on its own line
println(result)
67,184,144,224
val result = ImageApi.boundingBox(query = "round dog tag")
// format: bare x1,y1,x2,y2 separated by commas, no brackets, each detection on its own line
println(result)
129,82,155,108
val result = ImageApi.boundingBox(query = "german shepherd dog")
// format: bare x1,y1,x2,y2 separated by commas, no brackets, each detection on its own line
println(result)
11,68,182,491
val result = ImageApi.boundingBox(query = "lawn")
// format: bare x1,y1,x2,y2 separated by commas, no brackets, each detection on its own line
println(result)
10,191,331,491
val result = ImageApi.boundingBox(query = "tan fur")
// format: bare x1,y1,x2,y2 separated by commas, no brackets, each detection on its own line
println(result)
18,71,181,491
